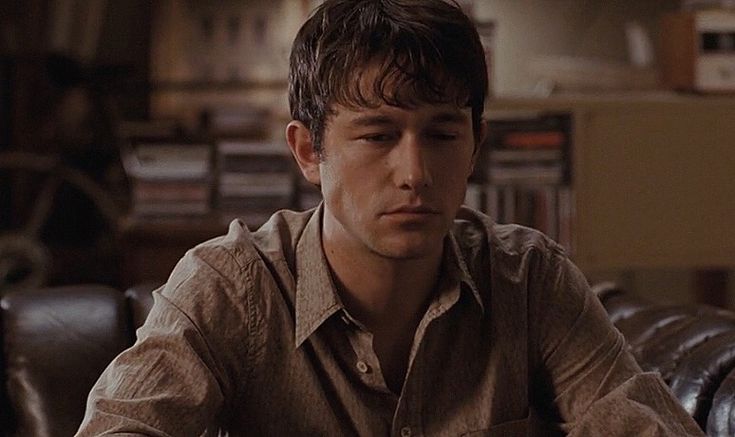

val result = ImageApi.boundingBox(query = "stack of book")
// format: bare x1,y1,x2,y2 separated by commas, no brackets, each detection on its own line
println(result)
483,112,574,251
123,143,212,217
216,140,295,226
207,106,270,139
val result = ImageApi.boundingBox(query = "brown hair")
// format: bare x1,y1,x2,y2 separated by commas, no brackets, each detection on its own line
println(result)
288,0,488,154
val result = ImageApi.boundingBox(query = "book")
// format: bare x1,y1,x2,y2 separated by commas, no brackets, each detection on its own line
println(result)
489,149,562,163
489,163,563,185
215,139,297,218
208,107,270,137
219,183,292,197
502,130,566,149
217,140,293,174
217,140,290,156
219,172,292,189
479,111,574,243
219,155,294,174
124,143,211,180
122,141,214,218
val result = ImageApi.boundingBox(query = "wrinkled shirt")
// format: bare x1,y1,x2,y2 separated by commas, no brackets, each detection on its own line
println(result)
77,205,703,436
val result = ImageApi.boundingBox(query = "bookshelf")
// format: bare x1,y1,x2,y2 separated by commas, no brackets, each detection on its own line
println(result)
117,214,228,288
130,0,319,224
147,0,308,129
486,92,735,275
467,112,574,252
214,139,299,228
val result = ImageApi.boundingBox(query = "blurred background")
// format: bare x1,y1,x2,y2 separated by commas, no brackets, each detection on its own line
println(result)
0,0,733,307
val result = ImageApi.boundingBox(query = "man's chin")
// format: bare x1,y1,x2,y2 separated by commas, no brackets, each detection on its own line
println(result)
376,248,427,260
370,237,442,260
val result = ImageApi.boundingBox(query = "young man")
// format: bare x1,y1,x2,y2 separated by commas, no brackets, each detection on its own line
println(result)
78,1,702,435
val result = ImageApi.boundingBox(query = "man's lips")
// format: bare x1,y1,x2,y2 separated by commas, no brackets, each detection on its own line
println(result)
383,205,440,215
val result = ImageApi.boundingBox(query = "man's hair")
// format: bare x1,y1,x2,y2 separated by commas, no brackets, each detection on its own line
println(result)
288,0,488,154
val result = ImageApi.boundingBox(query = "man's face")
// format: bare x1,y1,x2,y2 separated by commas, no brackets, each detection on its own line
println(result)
318,100,478,260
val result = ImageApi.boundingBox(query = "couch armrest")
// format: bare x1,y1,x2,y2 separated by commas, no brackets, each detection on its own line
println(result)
597,284,735,434
1,285,130,437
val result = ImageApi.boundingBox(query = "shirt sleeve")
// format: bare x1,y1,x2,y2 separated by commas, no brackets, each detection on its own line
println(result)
531,249,704,436
76,246,258,436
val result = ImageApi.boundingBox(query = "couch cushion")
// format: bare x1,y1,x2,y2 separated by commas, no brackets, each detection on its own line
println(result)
670,331,735,429
1,285,131,437
708,365,735,436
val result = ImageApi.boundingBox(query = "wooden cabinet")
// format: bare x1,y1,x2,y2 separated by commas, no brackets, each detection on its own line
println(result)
118,93,735,290
487,93,735,273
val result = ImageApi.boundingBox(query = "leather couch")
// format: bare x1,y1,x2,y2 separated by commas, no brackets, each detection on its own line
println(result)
593,282,735,435
2,282,735,436
0,284,155,437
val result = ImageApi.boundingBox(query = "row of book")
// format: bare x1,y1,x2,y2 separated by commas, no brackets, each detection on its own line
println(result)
123,111,574,250
465,183,574,251
216,140,295,226
468,111,574,252
123,143,212,217
122,139,323,226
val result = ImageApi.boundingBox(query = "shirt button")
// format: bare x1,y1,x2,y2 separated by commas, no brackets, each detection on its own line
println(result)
340,314,351,326
356,360,370,373
400,426,411,437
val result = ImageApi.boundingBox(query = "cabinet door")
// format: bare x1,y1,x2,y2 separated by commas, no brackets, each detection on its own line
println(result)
574,101,735,271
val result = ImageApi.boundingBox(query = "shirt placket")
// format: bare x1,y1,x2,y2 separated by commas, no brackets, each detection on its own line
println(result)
392,280,466,437
342,312,395,397
337,261,468,437
342,313,423,437
390,353,423,437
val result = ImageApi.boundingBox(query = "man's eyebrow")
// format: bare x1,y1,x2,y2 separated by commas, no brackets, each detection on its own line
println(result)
348,111,469,127
348,115,395,127
431,112,469,124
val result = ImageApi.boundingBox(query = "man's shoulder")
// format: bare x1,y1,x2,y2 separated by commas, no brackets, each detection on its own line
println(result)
454,206,565,262
186,208,314,269
162,208,315,299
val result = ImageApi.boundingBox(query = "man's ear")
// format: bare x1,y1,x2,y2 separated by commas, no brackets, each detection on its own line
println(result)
286,120,321,185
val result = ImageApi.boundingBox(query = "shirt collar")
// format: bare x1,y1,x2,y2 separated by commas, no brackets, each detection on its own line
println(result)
294,204,484,348
445,231,485,314
294,203,343,348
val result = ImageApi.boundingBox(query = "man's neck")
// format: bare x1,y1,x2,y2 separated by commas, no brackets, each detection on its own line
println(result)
322,232,444,333
320,212,447,394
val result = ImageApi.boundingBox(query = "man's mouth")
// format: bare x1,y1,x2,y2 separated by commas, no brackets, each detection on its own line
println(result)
383,204,440,218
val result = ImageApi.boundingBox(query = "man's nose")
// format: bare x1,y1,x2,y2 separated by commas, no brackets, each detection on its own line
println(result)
392,134,432,191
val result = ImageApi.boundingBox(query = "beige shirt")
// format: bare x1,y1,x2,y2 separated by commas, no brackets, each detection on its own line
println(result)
78,205,703,436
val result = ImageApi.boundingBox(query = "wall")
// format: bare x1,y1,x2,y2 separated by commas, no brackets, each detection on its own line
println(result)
474,0,679,95
474,1,735,306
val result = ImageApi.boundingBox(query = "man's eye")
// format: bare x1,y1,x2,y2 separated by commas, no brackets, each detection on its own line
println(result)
428,132,458,141
361,133,394,142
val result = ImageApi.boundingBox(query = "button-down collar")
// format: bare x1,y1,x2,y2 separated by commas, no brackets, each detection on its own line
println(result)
294,204,343,348
294,204,484,348
446,230,484,314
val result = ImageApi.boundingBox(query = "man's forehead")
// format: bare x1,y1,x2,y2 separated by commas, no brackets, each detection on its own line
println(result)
333,103,471,125
337,60,470,110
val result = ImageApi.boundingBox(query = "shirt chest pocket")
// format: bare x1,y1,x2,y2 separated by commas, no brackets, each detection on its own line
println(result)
462,417,529,437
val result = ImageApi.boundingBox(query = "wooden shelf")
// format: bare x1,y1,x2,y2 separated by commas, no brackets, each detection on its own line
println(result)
116,214,230,288
487,93,735,272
